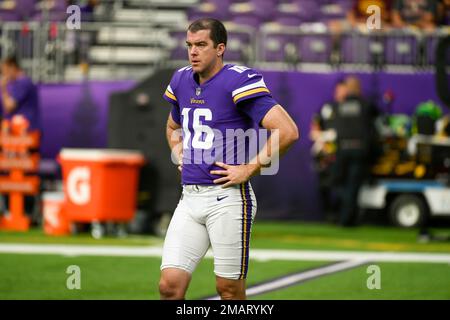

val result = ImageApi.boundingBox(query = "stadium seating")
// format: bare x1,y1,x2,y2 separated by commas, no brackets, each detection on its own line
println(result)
260,28,299,63
0,0,447,81
225,28,254,63
385,32,419,65
340,32,384,65
298,32,332,63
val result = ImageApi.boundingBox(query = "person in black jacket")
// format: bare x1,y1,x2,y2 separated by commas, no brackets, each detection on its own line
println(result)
310,80,348,222
333,76,379,226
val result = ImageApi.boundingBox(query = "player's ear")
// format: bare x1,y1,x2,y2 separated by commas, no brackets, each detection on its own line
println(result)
217,43,225,57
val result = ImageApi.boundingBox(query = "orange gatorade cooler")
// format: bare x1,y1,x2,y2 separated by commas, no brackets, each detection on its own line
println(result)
59,149,145,223
42,192,70,236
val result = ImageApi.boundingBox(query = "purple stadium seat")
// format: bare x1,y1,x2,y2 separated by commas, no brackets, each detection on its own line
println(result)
207,0,233,10
15,0,37,19
261,32,299,63
385,33,419,65
298,33,332,63
229,2,262,28
273,14,302,27
319,1,348,22
169,30,188,61
231,13,261,28
250,0,277,21
294,0,320,23
274,2,302,27
32,10,66,22
187,1,230,21
251,0,278,6
226,31,253,62
51,0,67,11
31,0,67,22
340,32,385,65
0,11,20,21
187,10,226,22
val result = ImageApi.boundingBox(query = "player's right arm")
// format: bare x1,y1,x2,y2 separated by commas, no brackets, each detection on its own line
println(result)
166,113,183,171
163,69,185,171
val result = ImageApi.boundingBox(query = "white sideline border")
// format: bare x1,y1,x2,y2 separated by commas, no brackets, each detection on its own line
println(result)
1,244,450,263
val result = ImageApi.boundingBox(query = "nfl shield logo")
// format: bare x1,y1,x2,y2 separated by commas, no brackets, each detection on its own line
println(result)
196,87,201,96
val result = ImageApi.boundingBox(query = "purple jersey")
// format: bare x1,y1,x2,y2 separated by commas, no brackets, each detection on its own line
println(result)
1,76,41,131
163,64,277,185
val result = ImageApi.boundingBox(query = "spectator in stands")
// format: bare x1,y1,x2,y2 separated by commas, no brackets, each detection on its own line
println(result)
392,0,438,30
0,56,41,132
80,0,99,22
328,0,393,33
437,0,450,25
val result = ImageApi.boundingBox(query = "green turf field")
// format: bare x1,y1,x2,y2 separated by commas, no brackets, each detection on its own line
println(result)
251,262,450,300
0,254,325,299
1,221,449,299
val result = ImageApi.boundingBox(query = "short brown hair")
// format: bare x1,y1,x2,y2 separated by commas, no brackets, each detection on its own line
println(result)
188,18,227,48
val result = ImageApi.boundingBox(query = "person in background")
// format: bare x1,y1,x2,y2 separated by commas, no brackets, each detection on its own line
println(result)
80,0,99,22
0,56,41,132
310,80,348,222
437,0,450,25
0,56,41,219
392,0,438,30
332,76,379,226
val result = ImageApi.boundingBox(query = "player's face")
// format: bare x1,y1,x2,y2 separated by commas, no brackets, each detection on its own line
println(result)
186,30,222,74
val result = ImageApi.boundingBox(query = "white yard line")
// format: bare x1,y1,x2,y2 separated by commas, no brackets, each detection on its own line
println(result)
1,243,450,263
206,260,369,300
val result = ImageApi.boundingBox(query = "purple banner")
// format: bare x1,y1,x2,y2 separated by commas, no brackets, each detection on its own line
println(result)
39,81,134,159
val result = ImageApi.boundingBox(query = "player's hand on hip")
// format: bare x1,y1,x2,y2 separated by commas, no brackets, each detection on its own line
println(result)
211,162,257,188
178,157,183,172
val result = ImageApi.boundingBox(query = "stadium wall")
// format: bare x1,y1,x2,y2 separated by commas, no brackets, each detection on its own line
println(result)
39,71,447,220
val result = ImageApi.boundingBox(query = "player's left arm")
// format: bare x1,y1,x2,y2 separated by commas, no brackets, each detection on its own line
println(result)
212,104,299,188
258,104,299,158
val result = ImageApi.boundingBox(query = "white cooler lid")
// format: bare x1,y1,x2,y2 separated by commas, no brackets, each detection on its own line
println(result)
59,148,145,162
42,191,65,201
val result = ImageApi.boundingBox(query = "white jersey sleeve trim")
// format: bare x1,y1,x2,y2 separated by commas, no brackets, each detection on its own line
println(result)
232,78,267,97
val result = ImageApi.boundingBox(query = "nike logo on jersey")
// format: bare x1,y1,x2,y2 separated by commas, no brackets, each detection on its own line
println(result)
217,195,228,201
247,73,257,78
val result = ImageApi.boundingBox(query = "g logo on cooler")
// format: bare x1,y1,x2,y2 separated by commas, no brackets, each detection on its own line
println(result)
67,167,91,205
